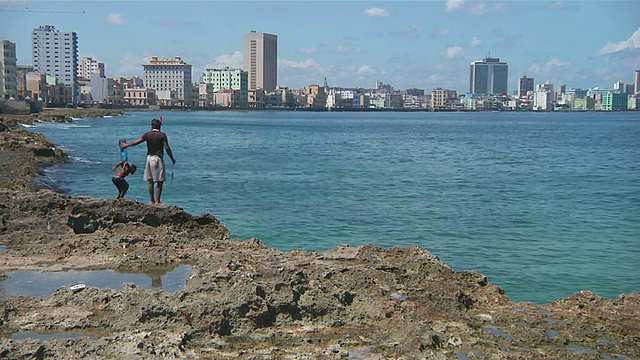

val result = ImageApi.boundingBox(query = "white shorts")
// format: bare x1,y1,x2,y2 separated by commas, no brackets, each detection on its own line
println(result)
144,155,165,182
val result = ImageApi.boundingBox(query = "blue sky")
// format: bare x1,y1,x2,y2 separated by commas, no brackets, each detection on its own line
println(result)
1,0,639,93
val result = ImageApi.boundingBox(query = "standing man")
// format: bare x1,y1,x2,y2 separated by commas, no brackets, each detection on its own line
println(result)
0,117,8,133
124,118,176,204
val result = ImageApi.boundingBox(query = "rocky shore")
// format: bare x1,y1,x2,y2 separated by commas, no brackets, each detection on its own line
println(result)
0,109,638,359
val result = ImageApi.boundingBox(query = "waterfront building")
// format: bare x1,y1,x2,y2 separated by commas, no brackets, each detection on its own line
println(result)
602,92,628,111
16,65,34,100
566,88,588,99
89,74,108,104
123,87,156,106
635,70,640,94
78,56,105,80
405,88,425,97
517,75,534,98
143,56,192,107
533,81,554,111
32,25,78,104
555,84,566,103
1,40,18,100
305,84,327,108
201,67,248,108
573,96,595,111
470,56,508,95
247,89,265,108
46,75,73,105
431,87,458,110
26,71,47,103
243,31,277,92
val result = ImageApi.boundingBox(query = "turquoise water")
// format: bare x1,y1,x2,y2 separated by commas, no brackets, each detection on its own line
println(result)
28,110,640,304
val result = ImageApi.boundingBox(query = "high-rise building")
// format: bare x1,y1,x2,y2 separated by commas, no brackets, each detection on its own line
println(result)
517,75,534,98
1,40,18,100
470,56,508,95
143,56,192,106
32,25,78,103
243,31,277,92
634,70,640,94
78,56,105,80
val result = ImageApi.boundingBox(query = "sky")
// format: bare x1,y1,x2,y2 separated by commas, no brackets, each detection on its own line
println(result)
1,0,639,93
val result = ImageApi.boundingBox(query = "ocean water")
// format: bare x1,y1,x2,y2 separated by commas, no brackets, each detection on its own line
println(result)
28,110,639,304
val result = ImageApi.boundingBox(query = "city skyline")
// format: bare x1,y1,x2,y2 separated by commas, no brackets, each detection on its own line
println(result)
1,1,639,93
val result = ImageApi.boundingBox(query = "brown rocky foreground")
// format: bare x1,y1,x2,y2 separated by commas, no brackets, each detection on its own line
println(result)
0,110,638,359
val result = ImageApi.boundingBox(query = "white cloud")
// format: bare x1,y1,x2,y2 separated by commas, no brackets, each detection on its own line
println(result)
468,3,488,15
441,46,465,60
404,27,423,38
544,58,570,72
445,0,465,12
204,51,243,69
335,46,362,54
105,13,126,26
118,54,150,76
356,65,376,76
445,0,504,15
427,74,444,83
432,28,452,38
599,26,640,55
280,58,319,70
364,7,390,17
298,48,317,55
468,37,484,47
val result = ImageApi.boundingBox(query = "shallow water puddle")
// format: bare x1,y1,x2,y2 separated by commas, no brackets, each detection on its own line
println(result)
10,331,99,341
0,264,191,298
482,325,516,341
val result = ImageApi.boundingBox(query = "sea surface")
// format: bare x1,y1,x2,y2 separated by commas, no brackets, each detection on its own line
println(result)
27,110,639,304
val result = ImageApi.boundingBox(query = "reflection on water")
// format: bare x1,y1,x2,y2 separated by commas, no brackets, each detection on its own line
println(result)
0,264,191,298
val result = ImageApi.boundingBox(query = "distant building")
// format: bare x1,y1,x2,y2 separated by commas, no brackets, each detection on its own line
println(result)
635,70,640,95
243,31,277,92
32,25,78,103
533,81,554,111
16,65,34,100
602,92,628,111
517,75,534,98
26,71,47,103
405,88,424,97
143,56,192,107
1,40,18,100
78,56,105,80
89,74,108,103
201,67,248,107
123,87,156,106
431,87,458,109
470,56,508,95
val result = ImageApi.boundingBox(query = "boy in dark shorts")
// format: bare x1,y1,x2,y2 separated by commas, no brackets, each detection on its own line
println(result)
111,161,137,199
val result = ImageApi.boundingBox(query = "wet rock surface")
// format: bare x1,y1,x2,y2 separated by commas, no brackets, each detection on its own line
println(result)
0,110,638,359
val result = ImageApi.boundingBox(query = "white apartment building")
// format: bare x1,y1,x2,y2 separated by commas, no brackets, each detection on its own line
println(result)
533,81,554,111
1,40,18,99
32,25,78,103
78,56,105,80
243,31,277,92
143,56,192,106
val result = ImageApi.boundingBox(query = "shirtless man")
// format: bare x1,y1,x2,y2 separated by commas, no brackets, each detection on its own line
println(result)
123,118,176,204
